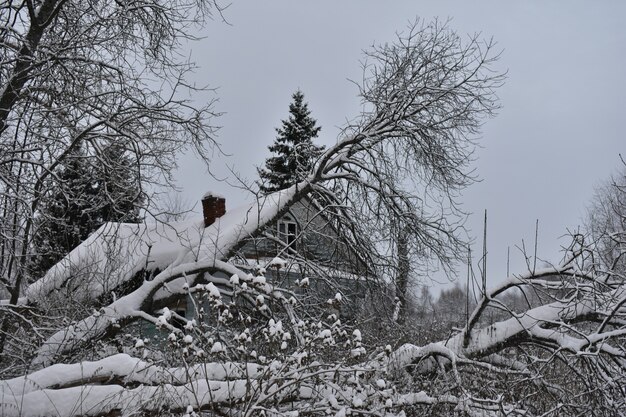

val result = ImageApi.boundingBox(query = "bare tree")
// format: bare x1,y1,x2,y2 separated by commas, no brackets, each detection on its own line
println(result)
323,19,503,279
586,162,626,277
0,0,222,353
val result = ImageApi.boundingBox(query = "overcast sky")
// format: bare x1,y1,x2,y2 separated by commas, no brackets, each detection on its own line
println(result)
174,1,626,288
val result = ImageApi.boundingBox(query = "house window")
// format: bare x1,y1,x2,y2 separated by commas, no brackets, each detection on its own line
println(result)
278,220,298,249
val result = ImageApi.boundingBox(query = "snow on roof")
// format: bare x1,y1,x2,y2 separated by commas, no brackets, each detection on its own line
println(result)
25,219,204,303
25,188,299,304
202,191,225,199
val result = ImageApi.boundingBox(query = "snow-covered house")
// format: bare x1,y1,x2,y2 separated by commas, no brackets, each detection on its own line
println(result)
24,189,375,324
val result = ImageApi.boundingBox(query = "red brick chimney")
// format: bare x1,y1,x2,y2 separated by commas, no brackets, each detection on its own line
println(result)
202,192,226,227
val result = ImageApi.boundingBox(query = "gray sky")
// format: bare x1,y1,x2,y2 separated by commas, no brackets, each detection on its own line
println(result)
175,1,626,288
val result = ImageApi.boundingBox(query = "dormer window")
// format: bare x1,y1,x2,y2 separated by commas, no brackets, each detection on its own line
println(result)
278,220,298,249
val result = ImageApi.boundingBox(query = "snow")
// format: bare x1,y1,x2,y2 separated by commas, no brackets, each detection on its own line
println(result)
352,396,364,407
268,256,287,268
24,219,206,304
211,341,224,353
232,256,369,284
392,297,401,322
0,354,264,398
350,347,366,357
202,191,225,199
0,378,252,417
252,275,267,285
386,293,602,376
238,329,251,343
318,329,332,339
205,282,221,298
334,408,347,417
268,319,283,336
156,307,172,327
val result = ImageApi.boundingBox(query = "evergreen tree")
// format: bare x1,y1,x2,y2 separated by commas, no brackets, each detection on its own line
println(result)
30,143,142,278
258,90,324,193
94,142,143,224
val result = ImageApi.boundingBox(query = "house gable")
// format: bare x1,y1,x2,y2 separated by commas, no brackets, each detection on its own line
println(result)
236,196,370,277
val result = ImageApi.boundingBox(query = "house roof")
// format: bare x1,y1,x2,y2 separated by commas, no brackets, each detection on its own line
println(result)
25,188,300,304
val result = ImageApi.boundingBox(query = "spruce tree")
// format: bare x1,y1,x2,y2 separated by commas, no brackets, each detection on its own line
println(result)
31,147,98,277
30,143,142,277
94,142,143,224
258,90,324,193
